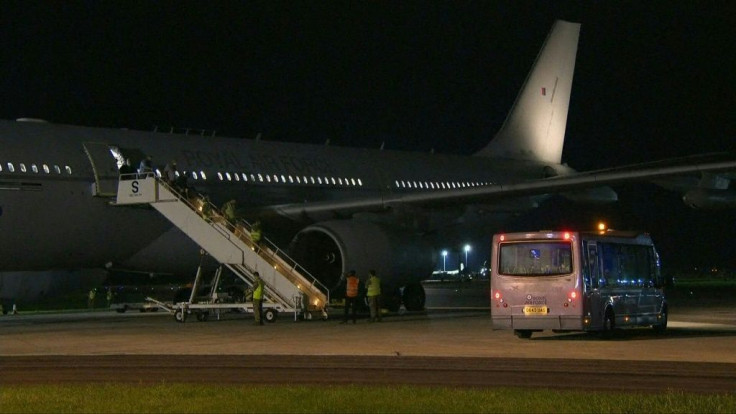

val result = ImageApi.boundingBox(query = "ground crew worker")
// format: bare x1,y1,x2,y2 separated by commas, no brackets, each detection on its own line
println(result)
365,270,382,322
341,270,360,324
252,272,265,325
88,289,96,310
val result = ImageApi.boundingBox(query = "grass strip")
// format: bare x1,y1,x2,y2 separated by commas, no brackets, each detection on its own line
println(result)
1,383,734,413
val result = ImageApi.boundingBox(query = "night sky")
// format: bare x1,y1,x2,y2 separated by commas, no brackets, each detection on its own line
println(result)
1,2,734,272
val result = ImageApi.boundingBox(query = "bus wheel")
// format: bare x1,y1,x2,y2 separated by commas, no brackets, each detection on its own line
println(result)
514,330,532,339
601,309,615,338
653,307,668,333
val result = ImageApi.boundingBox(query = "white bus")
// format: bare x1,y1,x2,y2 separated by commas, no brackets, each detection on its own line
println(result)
490,230,668,338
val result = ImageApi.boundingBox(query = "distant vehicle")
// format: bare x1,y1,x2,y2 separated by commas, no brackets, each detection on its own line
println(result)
106,272,187,313
490,230,668,339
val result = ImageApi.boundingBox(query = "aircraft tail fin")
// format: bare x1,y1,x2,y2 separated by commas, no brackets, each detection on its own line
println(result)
475,20,580,165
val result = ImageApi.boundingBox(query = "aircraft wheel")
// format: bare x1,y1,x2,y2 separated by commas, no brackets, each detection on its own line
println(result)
402,283,426,311
264,308,278,323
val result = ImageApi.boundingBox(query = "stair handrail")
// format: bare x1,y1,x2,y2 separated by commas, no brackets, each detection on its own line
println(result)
156,177,330,304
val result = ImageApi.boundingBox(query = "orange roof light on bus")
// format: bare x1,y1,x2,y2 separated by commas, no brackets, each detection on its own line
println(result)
499,235,505,241
598,222,607,232
563,232,570,240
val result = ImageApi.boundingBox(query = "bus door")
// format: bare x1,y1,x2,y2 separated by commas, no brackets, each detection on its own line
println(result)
637,246,662,319
584,241,605,328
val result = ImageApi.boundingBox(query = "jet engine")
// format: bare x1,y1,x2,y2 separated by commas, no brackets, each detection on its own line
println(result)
288,220,434,311
682,188,736,209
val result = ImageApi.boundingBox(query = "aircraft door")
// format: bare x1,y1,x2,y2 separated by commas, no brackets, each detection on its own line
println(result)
82,142,121,197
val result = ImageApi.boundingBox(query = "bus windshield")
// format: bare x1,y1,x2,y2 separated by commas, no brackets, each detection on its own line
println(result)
498,241,572,276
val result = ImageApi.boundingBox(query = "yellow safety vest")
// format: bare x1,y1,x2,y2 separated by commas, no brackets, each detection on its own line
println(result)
346,276,359,298
366,275,381,297
253,280,264,300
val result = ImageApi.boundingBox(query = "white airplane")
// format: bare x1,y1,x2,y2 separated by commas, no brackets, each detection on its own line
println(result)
0,20,734,310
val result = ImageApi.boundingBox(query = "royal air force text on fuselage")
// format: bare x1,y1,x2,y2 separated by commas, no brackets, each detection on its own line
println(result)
180,150,337,176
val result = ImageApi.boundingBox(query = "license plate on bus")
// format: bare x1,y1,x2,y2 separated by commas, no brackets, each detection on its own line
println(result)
523,305,548,315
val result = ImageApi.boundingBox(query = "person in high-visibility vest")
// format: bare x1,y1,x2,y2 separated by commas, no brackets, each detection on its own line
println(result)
365,270,382,322
252,272,265,325
341,270,360,324
88,289,96,310
221,199,237,225
250,221,262,245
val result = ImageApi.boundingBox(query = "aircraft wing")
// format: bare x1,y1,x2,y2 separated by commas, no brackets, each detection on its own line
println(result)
265,155,736,220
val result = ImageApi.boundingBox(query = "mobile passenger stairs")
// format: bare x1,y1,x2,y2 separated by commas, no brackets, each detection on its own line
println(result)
114,174,330,323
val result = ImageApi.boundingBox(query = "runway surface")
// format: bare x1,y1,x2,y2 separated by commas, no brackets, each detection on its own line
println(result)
2,304,735,392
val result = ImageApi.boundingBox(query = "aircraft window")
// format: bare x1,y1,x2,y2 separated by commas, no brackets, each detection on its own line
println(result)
217,172,223,181
31,164,38,173
430,182,435,189
271,175,277,182
250,174,256,181
351,178,356,186
155,169,162,178
330,177,336,185
225,172,232,181
54,165,61,174
324,177,329,184
288,176,294,183
310,177,315,184
317,177,322,184
234,173,240,182
65,165,72,175
419,182,424,189
281,175,287,183
296,176,301,184
266,175,272,183
192,171,199,180
20,163,27,173
242,173,248,181
357,178,362,186
200,171,207,180
257,174,263,182
0,164,2,172
7,163,14,172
